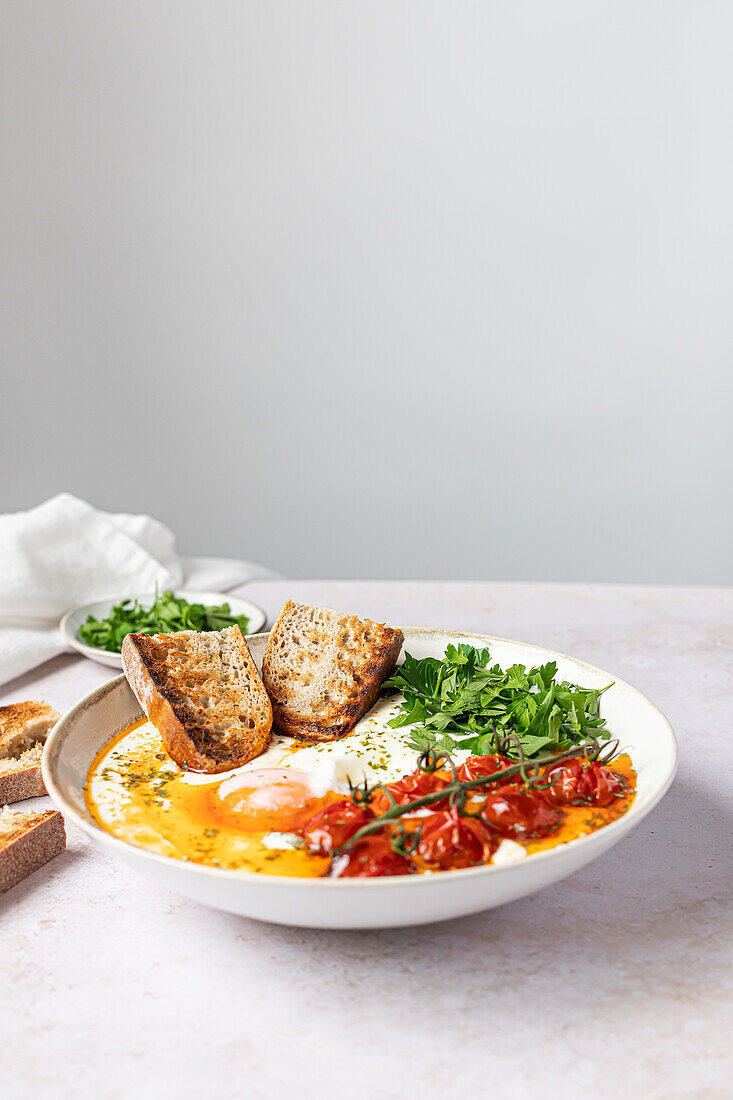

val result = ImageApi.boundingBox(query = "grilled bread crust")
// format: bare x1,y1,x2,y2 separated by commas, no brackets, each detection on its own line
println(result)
0,700,59,760
0,700,60,802
262,601,404,741
0,808,66,895
0,744,46,803
121,625,273,773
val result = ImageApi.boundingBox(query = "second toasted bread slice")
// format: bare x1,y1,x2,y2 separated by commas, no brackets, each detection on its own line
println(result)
262,601,404,741
121,625,272,773
0,807,66,895
0,744,46,803
0,700,59,759
0,700,60,803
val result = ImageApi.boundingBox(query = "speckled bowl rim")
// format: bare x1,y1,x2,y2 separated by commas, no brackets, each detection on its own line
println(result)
43,628,678,890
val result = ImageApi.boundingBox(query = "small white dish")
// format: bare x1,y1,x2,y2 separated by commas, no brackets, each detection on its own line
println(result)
43,628,677,929
60,590,267,669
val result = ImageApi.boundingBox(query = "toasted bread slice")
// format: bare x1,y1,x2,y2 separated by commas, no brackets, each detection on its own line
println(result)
0,700,60,802
261,601,404,741
121,625,273,773
0,700,59,760
0,744,46,804
0,806,66,894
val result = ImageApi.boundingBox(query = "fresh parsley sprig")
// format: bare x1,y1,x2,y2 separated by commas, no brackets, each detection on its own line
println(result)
78,589,250,653
382,643,613,759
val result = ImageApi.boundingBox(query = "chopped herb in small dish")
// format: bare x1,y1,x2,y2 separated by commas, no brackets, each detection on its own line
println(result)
77,589,250,653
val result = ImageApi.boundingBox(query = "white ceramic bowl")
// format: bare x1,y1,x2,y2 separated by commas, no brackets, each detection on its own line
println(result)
43,629,677,929
59,590,267,668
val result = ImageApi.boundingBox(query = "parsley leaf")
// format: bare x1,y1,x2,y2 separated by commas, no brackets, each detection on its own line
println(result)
383,644,613,759
77,590,250,653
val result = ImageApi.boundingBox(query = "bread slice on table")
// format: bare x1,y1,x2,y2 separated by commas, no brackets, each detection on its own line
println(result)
0,806,66,895
262,601,404,741
0,700,60,803
121,625,273,773
0,744,47,804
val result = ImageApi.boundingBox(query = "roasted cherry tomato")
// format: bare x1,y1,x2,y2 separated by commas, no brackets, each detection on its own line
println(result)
301,799,373,855
456,754,519,786
543,759,627,807
416,808,496,869
478,785,561,837
329,834,414,878
369,769,449,815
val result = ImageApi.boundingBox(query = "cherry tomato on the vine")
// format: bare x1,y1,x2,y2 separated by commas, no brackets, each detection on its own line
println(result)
456,754,519,786
416,808,496,869
478,785,561,837
329,834,414,878
369,768,449,814
301,799,373,855
543,759,627,807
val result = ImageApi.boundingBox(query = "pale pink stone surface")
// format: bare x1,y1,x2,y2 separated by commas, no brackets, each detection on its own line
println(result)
1,582,730,1099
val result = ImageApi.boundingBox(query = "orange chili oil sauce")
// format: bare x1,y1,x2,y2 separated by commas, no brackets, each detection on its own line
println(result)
523,753,636,856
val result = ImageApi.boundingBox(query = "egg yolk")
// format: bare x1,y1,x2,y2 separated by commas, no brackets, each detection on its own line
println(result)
206,769,338,833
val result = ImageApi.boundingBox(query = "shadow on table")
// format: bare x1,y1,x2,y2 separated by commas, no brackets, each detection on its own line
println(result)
0,846,84,914
221,772,733,1014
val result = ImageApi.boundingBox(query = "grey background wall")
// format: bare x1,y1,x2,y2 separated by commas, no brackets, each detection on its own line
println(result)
2,1,731,582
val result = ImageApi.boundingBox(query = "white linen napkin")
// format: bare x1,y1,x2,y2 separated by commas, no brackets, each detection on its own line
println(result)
0,493,278,687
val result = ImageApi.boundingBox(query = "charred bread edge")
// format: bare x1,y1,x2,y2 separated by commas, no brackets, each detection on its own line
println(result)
269,625,405,742
121,627,273,774
120,632,202,769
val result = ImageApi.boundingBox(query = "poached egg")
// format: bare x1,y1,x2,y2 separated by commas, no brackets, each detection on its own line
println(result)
85,696,454,876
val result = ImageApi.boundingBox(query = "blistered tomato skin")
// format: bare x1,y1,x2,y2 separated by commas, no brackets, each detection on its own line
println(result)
478,786,561,838
369,769,449,814
544,759,627,807
456,755,519,786
416,808,496,870
329,835,414,878
301,800,373,855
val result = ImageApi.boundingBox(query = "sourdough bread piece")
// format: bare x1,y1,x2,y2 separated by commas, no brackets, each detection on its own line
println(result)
0,744,46,803
121,625,273,773
0,807,66,895
0,700,59,759
262,601,404,741
0,700,60,803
